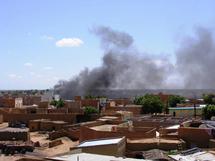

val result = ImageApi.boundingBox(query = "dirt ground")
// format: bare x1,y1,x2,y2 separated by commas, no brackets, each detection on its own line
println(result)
30,132,79,157
0,131,79,160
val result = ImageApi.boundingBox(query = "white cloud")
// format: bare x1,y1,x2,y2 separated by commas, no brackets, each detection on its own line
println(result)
43,66,53,70
8,74,22,79
24,62,33,67
41,35,55,40
53,76,59,81
56,38,83,47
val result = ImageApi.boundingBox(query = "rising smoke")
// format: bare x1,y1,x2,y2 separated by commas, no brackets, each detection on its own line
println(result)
176,27,215,89
54,26,215,99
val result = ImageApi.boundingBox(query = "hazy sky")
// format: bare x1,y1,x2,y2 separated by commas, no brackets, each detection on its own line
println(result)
0,0,215,89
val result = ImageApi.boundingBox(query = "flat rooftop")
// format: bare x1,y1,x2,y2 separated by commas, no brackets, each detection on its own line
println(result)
90,124,117,131
0,127,28,132
127,138,182,144
169,151,215,161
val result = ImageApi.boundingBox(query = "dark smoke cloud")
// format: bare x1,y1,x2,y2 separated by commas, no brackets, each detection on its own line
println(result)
54,26,215,99
54,26,172,99
176,27,215,89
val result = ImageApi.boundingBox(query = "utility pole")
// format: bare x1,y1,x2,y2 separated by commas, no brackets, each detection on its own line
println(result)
191,97,197,118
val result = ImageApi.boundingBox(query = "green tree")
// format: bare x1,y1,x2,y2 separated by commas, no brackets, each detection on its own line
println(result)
203,104,215,119
203,94,215,105
50,98,65,108
134,94,164,114
168,95,185,107
134,96,145,105
84,106,99,115
50,98,57,106
56,98,65,108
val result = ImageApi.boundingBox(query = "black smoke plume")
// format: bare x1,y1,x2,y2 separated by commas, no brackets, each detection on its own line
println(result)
54,26,215,99
176,27,215,89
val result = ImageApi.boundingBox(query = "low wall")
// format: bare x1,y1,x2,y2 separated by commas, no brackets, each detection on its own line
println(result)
0,112,77,124
127,139,186,151
133,120,176,129
159,128,178,139
48,139,63,148
49,128,80,141
80,126,156,142
0,131,29,141
105,106,141,115
178,127,212,148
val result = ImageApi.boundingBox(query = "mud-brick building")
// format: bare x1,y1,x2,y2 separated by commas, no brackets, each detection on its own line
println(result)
29,119,68,132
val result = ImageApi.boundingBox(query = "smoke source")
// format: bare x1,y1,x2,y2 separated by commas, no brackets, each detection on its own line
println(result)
54,26,215,99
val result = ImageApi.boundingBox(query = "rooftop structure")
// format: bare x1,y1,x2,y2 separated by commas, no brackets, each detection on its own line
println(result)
48,152,152,161
74,137,126,157
78,137,124,148
169,149,215,161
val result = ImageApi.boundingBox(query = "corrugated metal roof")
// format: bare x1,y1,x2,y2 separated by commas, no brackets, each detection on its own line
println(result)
49,152,152,161
169,151,215,161
78,137,123,148
169,107,204,110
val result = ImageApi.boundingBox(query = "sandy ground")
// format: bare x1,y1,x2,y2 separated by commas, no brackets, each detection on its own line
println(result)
34,137,79,157
0,131,79,160
30,132,79,157
0,122,8,129
90,124,117,131
0,155,23,161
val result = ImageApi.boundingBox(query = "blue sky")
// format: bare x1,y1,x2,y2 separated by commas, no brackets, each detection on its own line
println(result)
0,0,215,89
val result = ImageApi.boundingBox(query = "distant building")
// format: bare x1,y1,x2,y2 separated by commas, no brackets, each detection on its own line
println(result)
169,106,205,117
15,98,23,108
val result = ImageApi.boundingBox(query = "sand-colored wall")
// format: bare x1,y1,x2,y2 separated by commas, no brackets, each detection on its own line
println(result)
178,127,212,148
80,126,156,142
0,111,77,124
